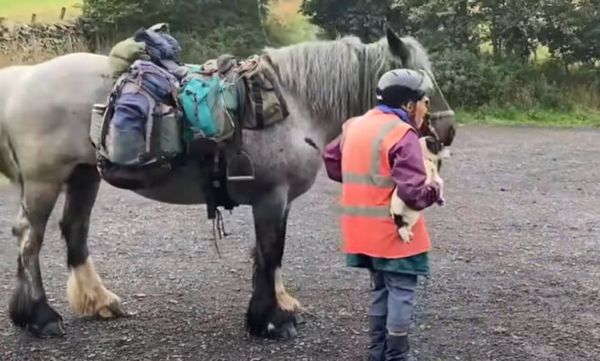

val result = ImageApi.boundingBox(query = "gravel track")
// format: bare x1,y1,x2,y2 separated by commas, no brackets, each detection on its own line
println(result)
1,125,599,361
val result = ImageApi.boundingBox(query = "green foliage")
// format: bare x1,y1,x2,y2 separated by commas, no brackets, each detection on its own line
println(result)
430,49,503,108
264,2,318,46
540,0,600,64
174,25,267,63
80,0,267,59
75,0,599,125
301,0,481,50
431,48,589,111
477,0,544,60
301,0,392,41
301,0,600,64
301,0,600,121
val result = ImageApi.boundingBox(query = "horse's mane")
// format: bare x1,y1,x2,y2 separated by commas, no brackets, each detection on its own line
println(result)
264,35,433,125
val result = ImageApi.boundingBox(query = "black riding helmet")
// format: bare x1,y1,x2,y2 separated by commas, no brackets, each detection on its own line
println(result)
376,69,427,108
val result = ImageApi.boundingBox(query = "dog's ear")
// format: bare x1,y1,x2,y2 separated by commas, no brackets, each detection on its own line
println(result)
425,136,443,155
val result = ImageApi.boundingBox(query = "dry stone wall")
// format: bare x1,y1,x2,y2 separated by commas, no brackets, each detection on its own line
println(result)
0,21,87,55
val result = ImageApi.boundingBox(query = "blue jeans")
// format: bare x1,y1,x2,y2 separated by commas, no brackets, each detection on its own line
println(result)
368,270,418,334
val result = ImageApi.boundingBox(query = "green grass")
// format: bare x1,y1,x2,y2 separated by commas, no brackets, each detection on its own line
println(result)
457,107,600,128
0,0,82,23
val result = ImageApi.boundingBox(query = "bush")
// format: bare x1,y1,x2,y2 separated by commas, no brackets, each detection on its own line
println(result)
430,48,597,111
430,48,506,108
175,25,268,64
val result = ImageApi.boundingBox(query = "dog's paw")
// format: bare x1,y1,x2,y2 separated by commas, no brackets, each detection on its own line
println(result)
398,228,412,243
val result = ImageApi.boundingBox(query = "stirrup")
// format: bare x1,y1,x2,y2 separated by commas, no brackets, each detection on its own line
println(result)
226,150,255,182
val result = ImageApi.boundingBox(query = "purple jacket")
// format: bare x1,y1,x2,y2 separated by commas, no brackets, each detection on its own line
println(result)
322,106,441,211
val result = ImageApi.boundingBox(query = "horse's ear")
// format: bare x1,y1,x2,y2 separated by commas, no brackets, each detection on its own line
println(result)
386,27,410,64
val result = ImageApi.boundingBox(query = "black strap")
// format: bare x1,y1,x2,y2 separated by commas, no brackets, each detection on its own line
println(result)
232,78,246,153
201,152,220,220
251,78,264,129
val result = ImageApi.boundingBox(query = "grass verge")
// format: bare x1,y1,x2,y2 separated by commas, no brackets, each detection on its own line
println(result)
457,107,600,128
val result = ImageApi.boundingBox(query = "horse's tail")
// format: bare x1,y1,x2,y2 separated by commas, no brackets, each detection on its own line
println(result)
0,64,31,186
0,124,19,184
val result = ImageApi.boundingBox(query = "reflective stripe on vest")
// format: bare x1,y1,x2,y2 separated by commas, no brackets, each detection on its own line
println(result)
341,205,390,217
341,173,396,188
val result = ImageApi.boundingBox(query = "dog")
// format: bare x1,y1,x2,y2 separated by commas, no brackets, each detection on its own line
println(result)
390,136,445,243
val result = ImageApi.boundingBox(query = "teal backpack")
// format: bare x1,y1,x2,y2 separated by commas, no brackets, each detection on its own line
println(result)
177,72,238,143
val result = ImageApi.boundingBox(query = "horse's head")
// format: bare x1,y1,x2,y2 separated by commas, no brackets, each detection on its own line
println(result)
382,28,457,149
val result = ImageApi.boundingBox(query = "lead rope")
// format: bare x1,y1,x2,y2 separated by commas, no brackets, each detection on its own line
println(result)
211,208,229,258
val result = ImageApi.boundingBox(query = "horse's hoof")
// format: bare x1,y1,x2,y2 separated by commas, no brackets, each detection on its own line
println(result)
246,297,299,340
31,319,66,338
267,310,298,340
97,300,129,319
267,321,298,340
9,288,66,339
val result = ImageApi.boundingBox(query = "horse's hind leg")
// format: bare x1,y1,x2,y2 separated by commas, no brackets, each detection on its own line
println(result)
9,181,64,338
60,164,126,319
246,189,299,339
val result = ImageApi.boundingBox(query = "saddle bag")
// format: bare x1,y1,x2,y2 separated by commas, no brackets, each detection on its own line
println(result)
177,69,238,143
238,55,289,130
90,60,184,190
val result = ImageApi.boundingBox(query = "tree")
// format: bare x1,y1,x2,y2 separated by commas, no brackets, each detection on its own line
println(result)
81,0,268,60
300,0,480,50
476,0,545,60
539,0,600,65
300,0,394,41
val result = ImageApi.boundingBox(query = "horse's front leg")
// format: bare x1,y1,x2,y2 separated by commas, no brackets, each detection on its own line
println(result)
60,165,126,319
9,181,64,338
274,208,302,313
246,189,300,339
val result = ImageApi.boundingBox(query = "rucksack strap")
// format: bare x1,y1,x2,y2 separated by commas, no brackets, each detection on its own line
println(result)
250,80,264,129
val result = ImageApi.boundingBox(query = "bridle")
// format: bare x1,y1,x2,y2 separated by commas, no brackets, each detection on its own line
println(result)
418,68,455,145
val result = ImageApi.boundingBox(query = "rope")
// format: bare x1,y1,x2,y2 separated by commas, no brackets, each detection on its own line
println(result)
211,208,229,258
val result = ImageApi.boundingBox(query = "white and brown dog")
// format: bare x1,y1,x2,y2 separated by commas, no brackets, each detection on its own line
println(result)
390,136,445,243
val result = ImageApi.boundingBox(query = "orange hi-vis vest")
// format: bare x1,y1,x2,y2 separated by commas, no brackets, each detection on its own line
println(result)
339,108,431,259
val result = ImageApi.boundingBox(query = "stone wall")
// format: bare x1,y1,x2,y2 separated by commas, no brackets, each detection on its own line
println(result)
0,21,87,55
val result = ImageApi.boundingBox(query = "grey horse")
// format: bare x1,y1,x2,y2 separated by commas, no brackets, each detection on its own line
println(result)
0,28,456,339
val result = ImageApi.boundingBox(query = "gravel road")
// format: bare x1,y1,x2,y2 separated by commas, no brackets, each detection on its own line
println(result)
1,125,599,361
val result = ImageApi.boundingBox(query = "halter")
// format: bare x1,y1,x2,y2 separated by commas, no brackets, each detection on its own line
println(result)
418,67,455,144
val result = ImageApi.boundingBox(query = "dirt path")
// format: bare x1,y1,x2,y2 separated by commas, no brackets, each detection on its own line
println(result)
1,125,599,361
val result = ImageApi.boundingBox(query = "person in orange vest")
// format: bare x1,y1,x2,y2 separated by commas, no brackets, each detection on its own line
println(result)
322,69,444,361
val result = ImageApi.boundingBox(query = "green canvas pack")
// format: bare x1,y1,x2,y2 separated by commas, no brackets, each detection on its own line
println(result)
177,69,238,143
238,55,289,129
